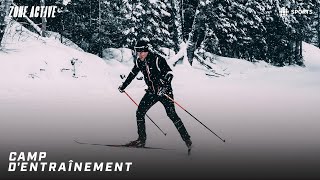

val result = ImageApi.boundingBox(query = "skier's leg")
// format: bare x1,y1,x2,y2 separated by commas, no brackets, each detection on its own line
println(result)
159,92,191,142
136,92,158,141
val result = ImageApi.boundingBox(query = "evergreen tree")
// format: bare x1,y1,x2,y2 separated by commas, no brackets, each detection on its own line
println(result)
122,0,172,51
4,0,317,67
201,0,308,66
58,0,126,55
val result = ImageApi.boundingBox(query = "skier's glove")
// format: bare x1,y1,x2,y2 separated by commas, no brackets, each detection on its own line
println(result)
161,73,173,85
165,73,173,83
118,85,125,93
157,86,168,97
164,73,173,85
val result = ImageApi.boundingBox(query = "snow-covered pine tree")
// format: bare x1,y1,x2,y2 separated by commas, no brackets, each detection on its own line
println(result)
59,0,125,54
40,0,47,37
120,0,137,48
225,0,250,60
200,0,307,66
202,0,239,57
122,0,172,52
107,0,130,48
241,0,275,62
200,1,221,56
152,0,173,51
274,0,305,66
295,0,319,47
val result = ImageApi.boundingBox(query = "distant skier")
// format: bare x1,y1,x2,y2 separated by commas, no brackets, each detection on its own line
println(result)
118,39,192,151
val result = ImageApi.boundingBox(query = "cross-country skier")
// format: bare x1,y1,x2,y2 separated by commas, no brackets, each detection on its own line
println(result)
118,39,192,151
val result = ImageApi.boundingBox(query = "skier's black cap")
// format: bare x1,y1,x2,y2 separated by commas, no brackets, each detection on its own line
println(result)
134,40,150,52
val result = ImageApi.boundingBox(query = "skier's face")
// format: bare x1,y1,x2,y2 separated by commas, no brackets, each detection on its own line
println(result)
137,51,148,61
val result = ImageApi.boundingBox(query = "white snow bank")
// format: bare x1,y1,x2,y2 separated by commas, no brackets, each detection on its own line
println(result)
102,48,134,65
302,42,320,71
0,20,109,82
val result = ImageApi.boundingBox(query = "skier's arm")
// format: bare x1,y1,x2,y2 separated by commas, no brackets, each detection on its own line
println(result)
158,56,173,85
120,63,140,90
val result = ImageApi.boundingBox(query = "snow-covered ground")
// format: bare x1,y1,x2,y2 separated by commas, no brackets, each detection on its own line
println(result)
1,23,320,179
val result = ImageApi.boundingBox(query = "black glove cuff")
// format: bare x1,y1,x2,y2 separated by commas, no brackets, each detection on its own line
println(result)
164,73,173,84
119,84,125,90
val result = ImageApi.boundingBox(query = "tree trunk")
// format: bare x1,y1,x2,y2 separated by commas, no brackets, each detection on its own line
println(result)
40,0,47,37
0,0,12,45
318,4,320,48
0,1,6,45
98,0,102,57
295,40,299,63
180,0,185,42
172,0,204,66
170,0,182,53
60,16,64,43
299,40,302,58
186,0,202,66
289,41,293,65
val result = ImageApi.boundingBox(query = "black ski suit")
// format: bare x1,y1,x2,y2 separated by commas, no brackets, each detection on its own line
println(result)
121,52,191,142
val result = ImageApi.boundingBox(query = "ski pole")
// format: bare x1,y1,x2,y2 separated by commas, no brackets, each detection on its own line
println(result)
123,91,167,136
164,94,226,143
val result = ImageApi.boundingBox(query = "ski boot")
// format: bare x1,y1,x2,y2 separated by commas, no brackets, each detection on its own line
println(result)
125,139,146,148
185,139,192,155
